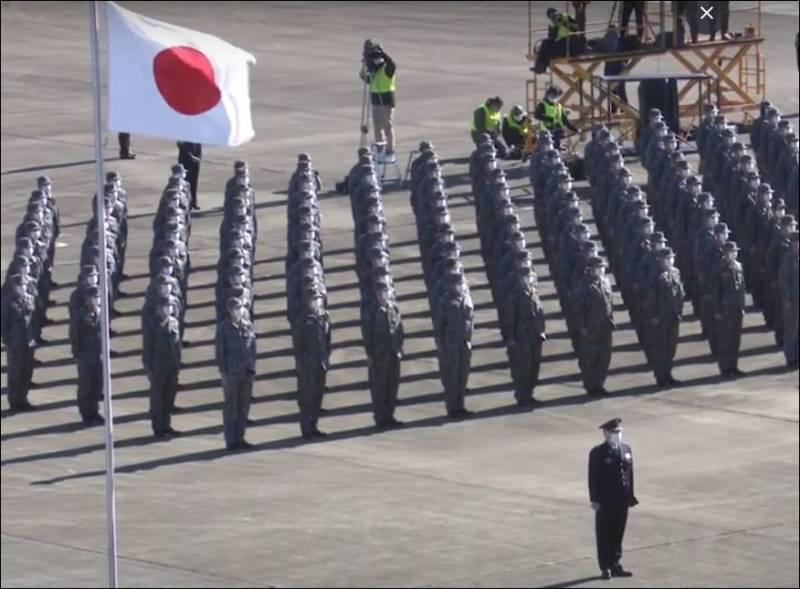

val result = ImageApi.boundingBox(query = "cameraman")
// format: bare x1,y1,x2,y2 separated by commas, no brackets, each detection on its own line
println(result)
361,42,397,163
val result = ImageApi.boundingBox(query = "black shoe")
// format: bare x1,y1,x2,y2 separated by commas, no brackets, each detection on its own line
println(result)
516,397,538,408
191,204,201,211
587,388,609,397
36,337,49,346
385,417,405,428
238,439,254,449
311,427,328,438
33,357,45,366
109,350,121,358
109,329,119,337
182,339,194,348
667,377,681,385
50,281,61,288
732,368,746,377
610,564,633,577
600,569,611,580
656,378,670,388
83,414,104,426
120,151,136,160
447,408,473,419
245,418,256,426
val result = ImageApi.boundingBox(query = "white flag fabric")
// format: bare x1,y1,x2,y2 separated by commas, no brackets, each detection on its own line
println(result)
106,1,256,146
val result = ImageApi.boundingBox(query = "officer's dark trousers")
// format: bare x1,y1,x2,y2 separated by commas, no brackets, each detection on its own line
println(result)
439,341,471,413
715,313,743,374
297,361,326,435
579,328,612,392
368,352,400,424
77,359,102,421
221,371,253,447
509,338,543,403
149,370,178,434
596,505,628,571
118,133,131,157
7,345,34,408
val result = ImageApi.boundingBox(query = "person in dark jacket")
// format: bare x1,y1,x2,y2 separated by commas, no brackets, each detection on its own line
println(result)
177,141,202,210
144,299,183,437
215,298,257,450
588,418,638,580
69,285,104,425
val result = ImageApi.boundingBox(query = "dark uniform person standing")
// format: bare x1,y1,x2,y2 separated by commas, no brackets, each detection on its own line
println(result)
643,248,684,387
177,141,202,210
575,256,615,397
215,298,256,450
69,285,104,425
434,272,475,418
711,242,747,378
293,288,332,439
362,280,404,429
143,299,182,437
589,418,638,580
2,274,37,412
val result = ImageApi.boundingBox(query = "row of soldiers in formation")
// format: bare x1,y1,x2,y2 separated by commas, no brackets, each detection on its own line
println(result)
140,164,196,437
530,132,615,396
469,134,547,405
285,155,332,439
346,148,405,429
695,105,799,366
638,113,748,377
586,124,687,384
69,172,130,424
750,102,799,217
410,143,475,417
2,176,60,413
214,161,259,450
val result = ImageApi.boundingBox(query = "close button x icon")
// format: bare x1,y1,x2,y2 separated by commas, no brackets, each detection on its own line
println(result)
700,5,715,20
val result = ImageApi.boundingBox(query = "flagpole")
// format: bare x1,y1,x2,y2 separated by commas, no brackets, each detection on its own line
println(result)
89,1,119,587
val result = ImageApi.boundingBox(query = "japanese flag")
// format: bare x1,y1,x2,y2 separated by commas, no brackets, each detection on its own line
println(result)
106,1,256,146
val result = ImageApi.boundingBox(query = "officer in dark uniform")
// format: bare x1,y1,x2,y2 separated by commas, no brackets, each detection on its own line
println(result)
177,141,202,210
589,418,638,580
504,265,547,406
293,288,331,439
643,248,684,387
434,272,474,418
362,279,404,429
215,298,256,450
711,242,747,378
2,274,37,412
575,256,614,396
143,299,182,437
69,285,104,425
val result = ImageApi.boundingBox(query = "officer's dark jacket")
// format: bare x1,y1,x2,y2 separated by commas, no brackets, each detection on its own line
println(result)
215,318,256,375
588,442,639,508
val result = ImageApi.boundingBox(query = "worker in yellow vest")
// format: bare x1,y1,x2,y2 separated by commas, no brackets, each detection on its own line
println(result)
470,96,507,158
502,105,531,160
534,85,579,150
362,43,397,163
533,8,577,74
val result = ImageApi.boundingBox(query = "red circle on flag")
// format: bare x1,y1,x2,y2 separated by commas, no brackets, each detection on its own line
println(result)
153,46,221,115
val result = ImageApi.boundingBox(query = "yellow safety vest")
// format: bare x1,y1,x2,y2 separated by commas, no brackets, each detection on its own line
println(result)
505,113,528,135
369,64,396,94
554,14,570,42
470,103,502,134
538,100,564,131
